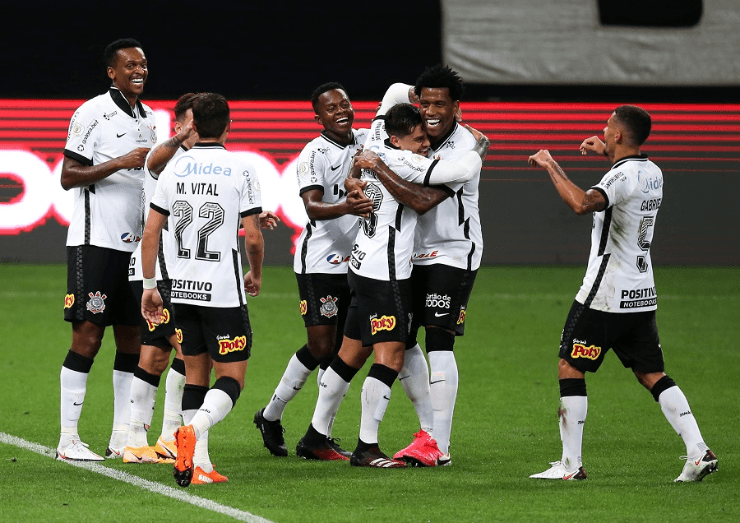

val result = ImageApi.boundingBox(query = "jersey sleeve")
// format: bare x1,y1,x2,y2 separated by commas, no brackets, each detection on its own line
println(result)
149,168,170,216
296,143,329,195
376,83,412,117
593,168,634,209
240,159,263,217
423,150,482,185
64,101,100,166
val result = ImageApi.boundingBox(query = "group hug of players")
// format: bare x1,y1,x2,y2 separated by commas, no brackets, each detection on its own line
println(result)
55,38,717,488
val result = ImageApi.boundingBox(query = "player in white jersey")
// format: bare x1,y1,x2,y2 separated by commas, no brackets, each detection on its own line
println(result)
254,83,373,460
296,103,488,467
528,105,717,483
143,93,264,487
57,39,155,462
123,93,197,466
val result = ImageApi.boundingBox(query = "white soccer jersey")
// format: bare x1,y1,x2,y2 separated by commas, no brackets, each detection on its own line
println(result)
575,155,663,313
351,138,482,281
414,121,483,271
150,143,263,308
293,129,368,274
64,87,157,252
129,146,186,282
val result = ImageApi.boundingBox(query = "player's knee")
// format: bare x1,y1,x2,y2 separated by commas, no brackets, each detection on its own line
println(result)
425,327,455,353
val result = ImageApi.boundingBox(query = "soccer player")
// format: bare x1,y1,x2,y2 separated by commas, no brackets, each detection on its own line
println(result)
297,103,489,467
527,105,718,482
253,83,373,460
347,67,486,467
141,93,264,487
123,93,199,464
57,38,155,461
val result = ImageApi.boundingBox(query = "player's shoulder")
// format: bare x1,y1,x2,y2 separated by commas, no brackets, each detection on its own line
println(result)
354,127,370,143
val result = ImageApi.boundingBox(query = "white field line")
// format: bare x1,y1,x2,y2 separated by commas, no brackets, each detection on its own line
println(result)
0,432,274,523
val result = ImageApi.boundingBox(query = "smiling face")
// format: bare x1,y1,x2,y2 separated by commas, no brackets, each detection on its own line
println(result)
418,87,459,145
315,89,354,144
107,46,147,105
391,124,430,156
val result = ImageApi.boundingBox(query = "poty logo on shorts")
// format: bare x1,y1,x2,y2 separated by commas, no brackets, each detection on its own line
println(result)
456,307,466,325
175,328,183,344
146,308,170,332
64,294,74,309
299,300,307,316
218,335,247,355
571,343,602,360
86,291,106,314
370,315,396,335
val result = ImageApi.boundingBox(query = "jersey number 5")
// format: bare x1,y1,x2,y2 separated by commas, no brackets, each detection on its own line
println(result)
636,216,654,274
172,200,225,262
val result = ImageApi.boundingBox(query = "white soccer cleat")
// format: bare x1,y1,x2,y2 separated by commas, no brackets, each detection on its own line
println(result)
530,461,587,480
674,450,718,482
105,446,124,459
56,440,104,462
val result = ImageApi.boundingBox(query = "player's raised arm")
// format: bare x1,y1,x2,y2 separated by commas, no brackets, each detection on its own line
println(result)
528,149,606,215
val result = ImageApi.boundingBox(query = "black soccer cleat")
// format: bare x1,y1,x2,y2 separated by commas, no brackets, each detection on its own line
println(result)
253,408,288,457
350,445,406,468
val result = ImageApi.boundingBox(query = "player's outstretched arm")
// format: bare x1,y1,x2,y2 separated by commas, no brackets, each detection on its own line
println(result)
242,213,264,297
301,188,373,221
147,120,196,175
527,149,606,215
60,148,150,190
352,150,448,215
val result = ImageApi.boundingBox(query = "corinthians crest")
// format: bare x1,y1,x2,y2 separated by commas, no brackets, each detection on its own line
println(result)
319,295,339,318
86,291,107,314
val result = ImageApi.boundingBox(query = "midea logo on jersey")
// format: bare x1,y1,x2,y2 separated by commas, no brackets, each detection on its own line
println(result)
326,254,350,264
173,154,232,177
638,170,662,193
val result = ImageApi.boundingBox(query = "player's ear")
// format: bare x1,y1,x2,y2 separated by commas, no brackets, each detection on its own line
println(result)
314,114,322,126
191,121,198,134
390,135,400,147
107,66,115,82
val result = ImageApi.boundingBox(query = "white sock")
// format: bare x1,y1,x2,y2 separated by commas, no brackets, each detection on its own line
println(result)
310,367,350,437
160,366,185,441
109,369,134,449
127,377,157,448
263,353,311,422
559,395,587,470
399,344,433,435
658,386,708,458
190,388,234,439
317,367,326,389
59,367,89,445
359,376,391,444
193,429,213,473
428,351,459,454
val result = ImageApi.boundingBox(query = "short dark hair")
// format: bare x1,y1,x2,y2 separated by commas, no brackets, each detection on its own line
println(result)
311,82,346,112
385,103,424,139
104,38,143,68
192,93,230,139
174,93,199,121
614,105,652,146
414,64,465,101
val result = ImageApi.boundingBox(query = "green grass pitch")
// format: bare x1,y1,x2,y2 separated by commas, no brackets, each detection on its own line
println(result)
0,264,737,522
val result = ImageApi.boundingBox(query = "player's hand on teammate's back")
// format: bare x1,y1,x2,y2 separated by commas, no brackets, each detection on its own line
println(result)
119,147,151,169
141,288,163,324
579,136,606,156
259,211,280,230
528,149,554,168
244,271,261,297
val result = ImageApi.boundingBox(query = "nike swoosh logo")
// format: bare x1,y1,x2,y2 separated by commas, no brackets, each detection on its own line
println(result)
330,164,341,171
563,471,576,480
117,133,126,138
434,312,449,317
73,402,83,406
382,395,391,400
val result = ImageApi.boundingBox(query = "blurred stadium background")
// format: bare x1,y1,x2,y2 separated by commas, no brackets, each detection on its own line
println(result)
1,0,738,265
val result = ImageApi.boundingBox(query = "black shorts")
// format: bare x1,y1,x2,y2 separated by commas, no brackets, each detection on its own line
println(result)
295,272,350,328
410,264,478,337
130,280,177,349
174,303,252,363
559,300,664,374
64,245,139,326
345,271,412,346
